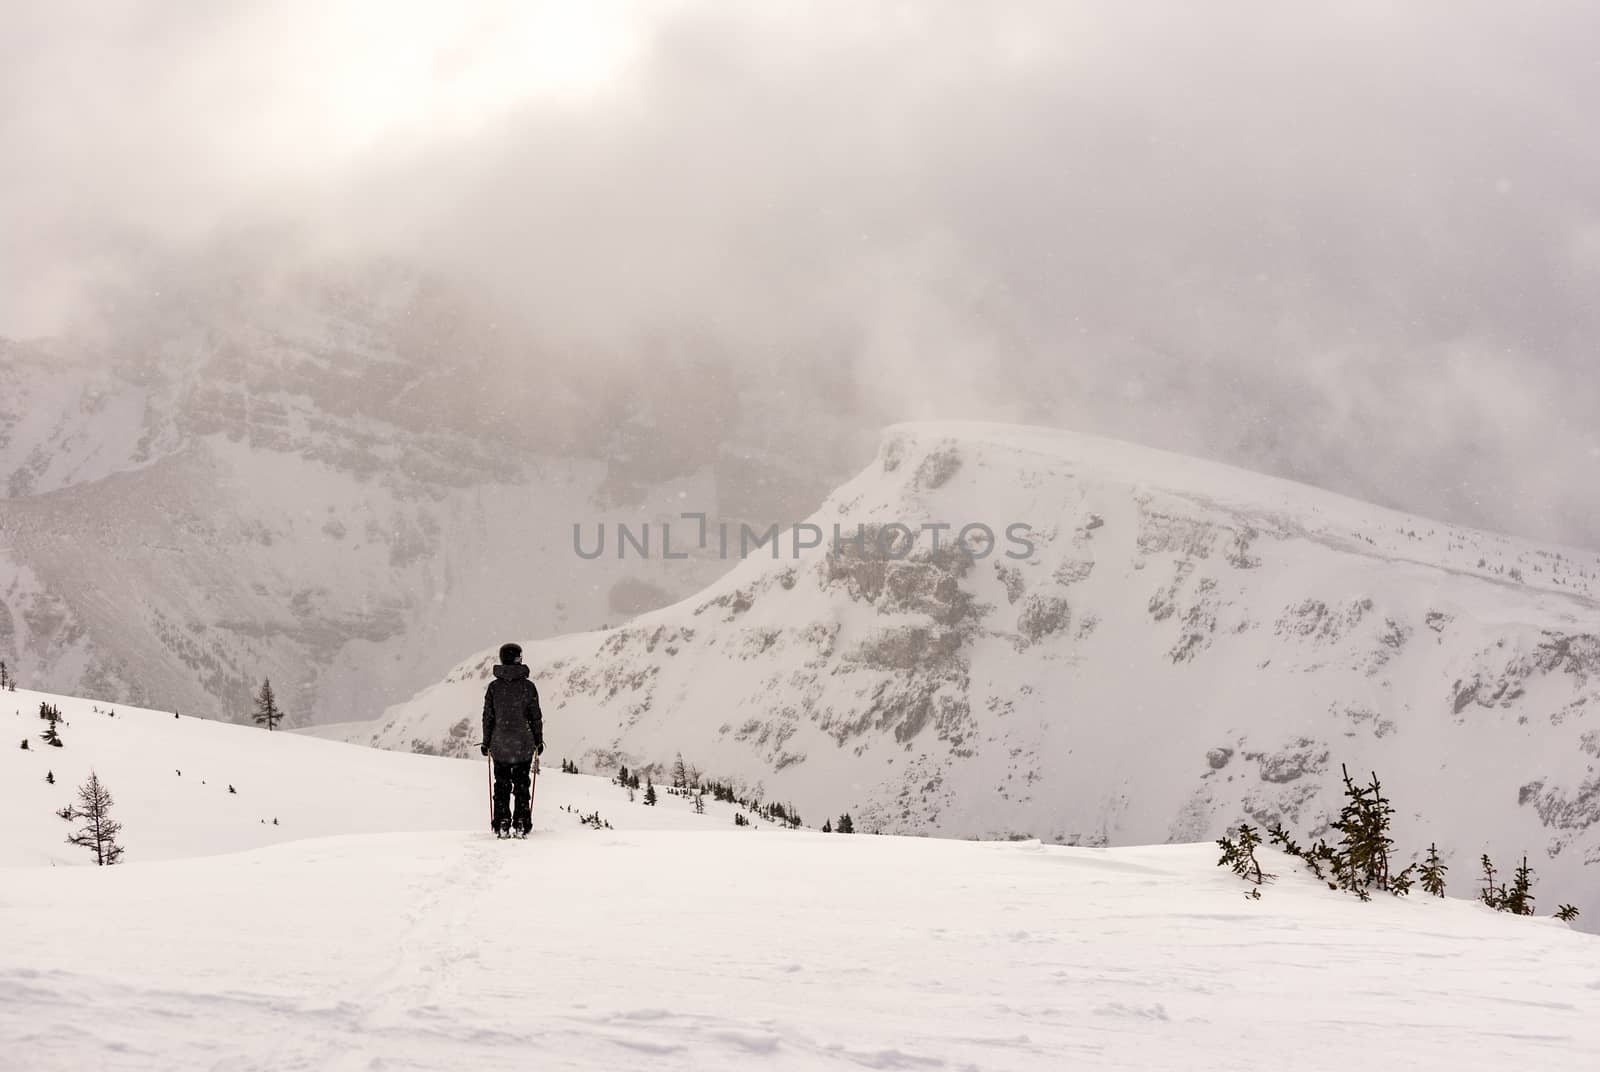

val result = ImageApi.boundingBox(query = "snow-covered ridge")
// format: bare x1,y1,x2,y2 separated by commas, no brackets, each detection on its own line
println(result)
365,421,1600,930
872,421,1600,607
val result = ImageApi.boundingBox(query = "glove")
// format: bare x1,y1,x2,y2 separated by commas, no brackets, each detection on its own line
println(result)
480,743,490,756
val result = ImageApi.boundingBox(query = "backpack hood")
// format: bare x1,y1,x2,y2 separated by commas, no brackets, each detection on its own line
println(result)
493,663,530,682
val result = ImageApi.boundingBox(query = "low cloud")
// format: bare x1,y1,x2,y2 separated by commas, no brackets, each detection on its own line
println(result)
3,1,1598,545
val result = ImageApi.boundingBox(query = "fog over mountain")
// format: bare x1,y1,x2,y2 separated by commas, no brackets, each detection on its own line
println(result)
2,3,1599,721
6,1,1600,546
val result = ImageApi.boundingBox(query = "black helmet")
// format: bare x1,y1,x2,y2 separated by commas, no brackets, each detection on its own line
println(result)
499,643,523,666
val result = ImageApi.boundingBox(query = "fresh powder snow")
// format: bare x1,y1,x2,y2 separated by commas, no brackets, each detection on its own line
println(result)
4,687,1598,1069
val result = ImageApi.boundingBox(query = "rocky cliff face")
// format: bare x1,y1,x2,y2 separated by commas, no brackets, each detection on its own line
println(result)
365,422,1600,925
0,263,867,722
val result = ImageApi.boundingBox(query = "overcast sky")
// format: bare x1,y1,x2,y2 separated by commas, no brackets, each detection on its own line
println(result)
3,1,1598,546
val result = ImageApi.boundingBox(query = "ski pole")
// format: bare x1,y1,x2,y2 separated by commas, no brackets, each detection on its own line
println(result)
529,753,539,829
487,753,494,831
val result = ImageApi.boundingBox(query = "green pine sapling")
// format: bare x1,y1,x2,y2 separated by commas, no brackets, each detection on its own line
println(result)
1217,824,1271,886
1419,843,1447,897
1479,855,1506,910
1503,856,1536,916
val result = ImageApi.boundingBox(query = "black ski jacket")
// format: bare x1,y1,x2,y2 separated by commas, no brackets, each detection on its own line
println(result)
483,664,543,763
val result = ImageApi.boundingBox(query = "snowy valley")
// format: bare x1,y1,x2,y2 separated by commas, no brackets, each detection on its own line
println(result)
0,264,867,725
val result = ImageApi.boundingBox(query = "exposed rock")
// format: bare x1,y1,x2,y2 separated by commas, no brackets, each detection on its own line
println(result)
994,563,1027,604
1528,776,1600,831
1225,527,1262,569
1137,510,1217,559
1275,597,1374,643
819,533,979,628
1053,559,1095,585
1245,738,1329,784
1169,577,1219,663
913,443,963,490
1017,595,1072,643
847,626,963,672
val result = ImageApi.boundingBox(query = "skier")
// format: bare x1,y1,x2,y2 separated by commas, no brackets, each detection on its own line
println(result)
480,642,544,838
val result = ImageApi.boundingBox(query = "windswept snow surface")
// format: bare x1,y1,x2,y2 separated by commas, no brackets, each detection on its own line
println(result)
4,688,1600,1069
5,834,1600,1071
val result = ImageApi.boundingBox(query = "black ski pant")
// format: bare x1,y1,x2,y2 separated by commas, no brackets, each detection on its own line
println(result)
492,758,532,832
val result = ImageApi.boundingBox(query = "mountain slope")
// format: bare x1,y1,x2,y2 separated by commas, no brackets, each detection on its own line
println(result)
365,421,1600,925
0,260,869,723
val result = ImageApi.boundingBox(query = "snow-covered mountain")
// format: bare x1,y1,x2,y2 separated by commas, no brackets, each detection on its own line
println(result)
4,684,1597,1070
363,421,1600,925
0,259,870,724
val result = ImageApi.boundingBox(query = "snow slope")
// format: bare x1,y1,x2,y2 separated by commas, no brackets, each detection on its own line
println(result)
364,422,1600,927
4,684,1598,1070
1,687,731,869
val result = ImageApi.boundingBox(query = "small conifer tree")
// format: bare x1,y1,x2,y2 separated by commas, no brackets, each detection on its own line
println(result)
0,660,9,689
252,679,284,731
1554,904,1581,923
1419,844,1447,897
643,778,658,806
1217,824,1270,885
693,794,705,815
837,813,855,834
822,818,832,833
45,770,54,784
1330,766,1399,895
1503,855,1536,916
19,738,29,750
65,770,124,866
1478,855,1506,910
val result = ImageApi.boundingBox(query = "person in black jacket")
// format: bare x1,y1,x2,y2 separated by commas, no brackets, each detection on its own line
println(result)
481,642,544,837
